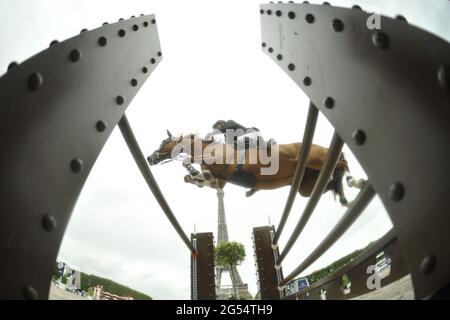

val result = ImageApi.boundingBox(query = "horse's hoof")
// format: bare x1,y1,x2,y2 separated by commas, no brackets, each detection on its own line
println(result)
246,189,258,198
346,176,354,187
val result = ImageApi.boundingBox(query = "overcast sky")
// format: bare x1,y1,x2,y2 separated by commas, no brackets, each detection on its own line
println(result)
1,0,449,300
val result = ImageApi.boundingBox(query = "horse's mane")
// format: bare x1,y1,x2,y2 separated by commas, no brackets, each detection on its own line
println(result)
181,132,201,139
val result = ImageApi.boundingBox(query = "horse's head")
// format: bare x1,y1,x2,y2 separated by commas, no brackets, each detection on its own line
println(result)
148,131,206,166
147,130,182,166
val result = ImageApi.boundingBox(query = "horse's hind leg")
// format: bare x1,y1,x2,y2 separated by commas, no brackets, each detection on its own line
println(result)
297,169,319,197
333,167,348,206
346,176,367,189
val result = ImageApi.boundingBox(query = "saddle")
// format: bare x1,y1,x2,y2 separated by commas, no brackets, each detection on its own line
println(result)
229,166,257,189
232,137,274,151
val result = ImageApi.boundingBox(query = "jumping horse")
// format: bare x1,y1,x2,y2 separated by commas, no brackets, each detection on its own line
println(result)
147,131,364,206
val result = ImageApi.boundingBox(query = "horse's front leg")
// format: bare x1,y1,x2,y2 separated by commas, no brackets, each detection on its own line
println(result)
184,175,205,188
182,157,201,177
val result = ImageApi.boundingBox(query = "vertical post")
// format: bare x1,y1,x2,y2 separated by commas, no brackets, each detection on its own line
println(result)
217,189,229,244
216,189,228,289
273,102,319,245
253,226,283,300
191,233,216,300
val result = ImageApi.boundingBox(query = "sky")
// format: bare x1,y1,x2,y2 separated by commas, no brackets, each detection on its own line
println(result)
1,0,449,300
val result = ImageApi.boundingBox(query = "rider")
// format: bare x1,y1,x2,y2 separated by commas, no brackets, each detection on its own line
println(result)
205,120,275,198
205,120,274,149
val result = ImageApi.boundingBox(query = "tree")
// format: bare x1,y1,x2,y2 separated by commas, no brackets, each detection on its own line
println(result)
215,241,246,298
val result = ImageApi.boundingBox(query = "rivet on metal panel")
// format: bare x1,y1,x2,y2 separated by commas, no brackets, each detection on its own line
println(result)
389,183,405,202
151,19,156,24
69,49,82,63
288,63,295,71
96,121,108,132
372,31,389,50
437,65,449,91
22,286,39,300
131,79,138,87
49,40,59,47
28,73,43,91
420,255,437,275
133,24,139,31
268,47,274,53
102,22,109,26
7,61,18,72
332,19,344,32
142,67,148,74
151,58,156,64
396,15,408,23
352,130,366,145
288,11,296,19
143,21,149,27
303,77,312,86
157,51,162,57
260,9,265,15
71,159,84,174
116,96,125,105
80,28,88,33
276,10,282,17
267,10,273,16
98,36,108,47
305,13,315,24
262,42,267,48
324,97,335,109
118,29,126,37
277,54,283,61
42,215,57,232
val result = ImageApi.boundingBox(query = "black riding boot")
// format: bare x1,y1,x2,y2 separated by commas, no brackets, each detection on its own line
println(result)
246,188,258,198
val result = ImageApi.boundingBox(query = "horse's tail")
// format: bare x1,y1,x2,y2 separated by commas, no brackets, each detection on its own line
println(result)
340,152,350,174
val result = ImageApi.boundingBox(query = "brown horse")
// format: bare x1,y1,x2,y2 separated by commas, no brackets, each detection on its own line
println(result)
148,132,352,205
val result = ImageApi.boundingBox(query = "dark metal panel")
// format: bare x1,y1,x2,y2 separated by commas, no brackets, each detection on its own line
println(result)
284,230,409,300
273,102,318,245
277,132,344,266
253,226,282,300
281,183,375,285
0,15,162,299
260,2,450,299
322,233,409,300
191,233,216,300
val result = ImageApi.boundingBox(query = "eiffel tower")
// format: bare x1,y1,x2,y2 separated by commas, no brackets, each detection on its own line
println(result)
215,189,251,299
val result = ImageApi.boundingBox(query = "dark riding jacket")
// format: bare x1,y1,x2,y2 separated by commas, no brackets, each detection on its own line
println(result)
215,120,259,137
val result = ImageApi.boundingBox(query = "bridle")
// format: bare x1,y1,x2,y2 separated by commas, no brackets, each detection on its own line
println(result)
153,135,217,165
